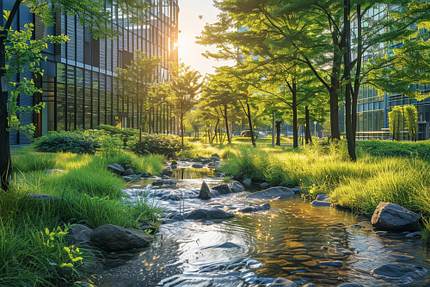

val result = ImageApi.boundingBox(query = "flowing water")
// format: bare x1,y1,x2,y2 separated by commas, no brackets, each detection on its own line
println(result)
94,171,430,287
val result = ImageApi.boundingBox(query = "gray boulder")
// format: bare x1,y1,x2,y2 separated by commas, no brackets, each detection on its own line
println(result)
370,263,428,284
242,178,252,185
106,164,124,175
231,181,244,193
371,202,420,231
90,224,153,252
160,168,173,176
316,194,330,201
212,184,232,195
246,186,295,200
198,181,212,200
184,209,235,220
67,224,93,244
122,168,135,176
44,169,65,175
210,153,221,160
140,172,152,178
311,200,332,207
208,162,220,167
238,203,271,213
192,163,204,169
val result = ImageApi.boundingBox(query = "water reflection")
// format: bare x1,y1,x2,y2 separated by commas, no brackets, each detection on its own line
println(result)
95,178,430,286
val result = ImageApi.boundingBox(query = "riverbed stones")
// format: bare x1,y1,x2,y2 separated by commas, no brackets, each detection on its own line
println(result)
318,261,343,267
198,181,212,200
247,186,295,200
90,224,153,252
231,181,244,193
106,163,125,175
212,184,232,194
370,263,428,284
405,231,422,238
238,203,271,213
267,277,298,287
371,202,420,231
184,208,235,220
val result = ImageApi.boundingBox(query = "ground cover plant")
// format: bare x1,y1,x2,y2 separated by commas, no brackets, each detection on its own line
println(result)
0,148,164,285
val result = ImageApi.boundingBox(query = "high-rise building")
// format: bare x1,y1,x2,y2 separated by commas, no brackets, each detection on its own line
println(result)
3,0,179,144
343,4,430,141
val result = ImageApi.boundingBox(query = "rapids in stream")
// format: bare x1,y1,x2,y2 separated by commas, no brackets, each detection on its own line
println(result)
94,169,430,287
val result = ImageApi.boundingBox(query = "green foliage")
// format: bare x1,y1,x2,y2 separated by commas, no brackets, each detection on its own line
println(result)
129,133,186,158
404,105,418,140
33,131,100,154
388,106,403,140
4,15,69,137
356,140,430,159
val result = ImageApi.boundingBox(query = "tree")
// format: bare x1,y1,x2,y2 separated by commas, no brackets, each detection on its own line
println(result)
116,51,161,132
0,0,151,191
389,106,403,141
404,105,418,141
169,63,204,147
201,70,239,145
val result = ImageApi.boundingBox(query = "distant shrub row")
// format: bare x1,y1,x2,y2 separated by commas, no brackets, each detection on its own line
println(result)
32,125,188,157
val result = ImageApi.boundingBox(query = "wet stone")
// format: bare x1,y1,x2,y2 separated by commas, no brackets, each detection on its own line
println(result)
293,255,312,261
318,261,343,267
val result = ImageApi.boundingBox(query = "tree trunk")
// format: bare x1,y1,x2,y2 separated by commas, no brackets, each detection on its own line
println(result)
246,103,256,147
351,4,361,145
180,115,184,147
223,104,231,145
305,106,312,144
0,30,11,191
276,121,282,146
344,0,356,161
292,82,298,148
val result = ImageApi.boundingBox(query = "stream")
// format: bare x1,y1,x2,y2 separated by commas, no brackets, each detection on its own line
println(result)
94,169,430,287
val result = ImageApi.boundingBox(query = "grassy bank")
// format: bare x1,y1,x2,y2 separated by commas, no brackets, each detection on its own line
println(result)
1,149,164,286
191,140,430,239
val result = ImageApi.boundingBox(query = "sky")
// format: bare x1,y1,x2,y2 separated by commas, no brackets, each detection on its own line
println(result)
178,0,233,76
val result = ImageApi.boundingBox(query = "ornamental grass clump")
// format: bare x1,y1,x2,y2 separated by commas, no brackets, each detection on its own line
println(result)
11,152,56,173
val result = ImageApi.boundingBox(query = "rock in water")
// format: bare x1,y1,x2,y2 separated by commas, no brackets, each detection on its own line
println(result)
106,164,125,175
198,181,212,200
238,203,271,213
246,186,295,200
267,277,298,287
370,263,428,284
371,202,420,231
184,209,235,220
90,224,153,252
231,181,244,193
122,168,135,176
212,184,232,194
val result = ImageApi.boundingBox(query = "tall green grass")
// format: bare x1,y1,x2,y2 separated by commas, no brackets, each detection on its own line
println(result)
1,150,165,285
220,143,430,217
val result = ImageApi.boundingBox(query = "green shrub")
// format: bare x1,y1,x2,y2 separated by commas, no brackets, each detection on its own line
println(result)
33,131,100,154
129,134,186,158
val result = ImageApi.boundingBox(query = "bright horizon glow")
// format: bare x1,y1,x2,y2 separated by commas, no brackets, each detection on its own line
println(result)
178,0,234,76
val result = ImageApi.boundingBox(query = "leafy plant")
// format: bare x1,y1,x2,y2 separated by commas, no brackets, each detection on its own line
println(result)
129,134,186,158
33,131,100,154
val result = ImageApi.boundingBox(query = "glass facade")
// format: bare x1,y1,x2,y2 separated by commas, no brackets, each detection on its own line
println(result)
7,0,179,143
